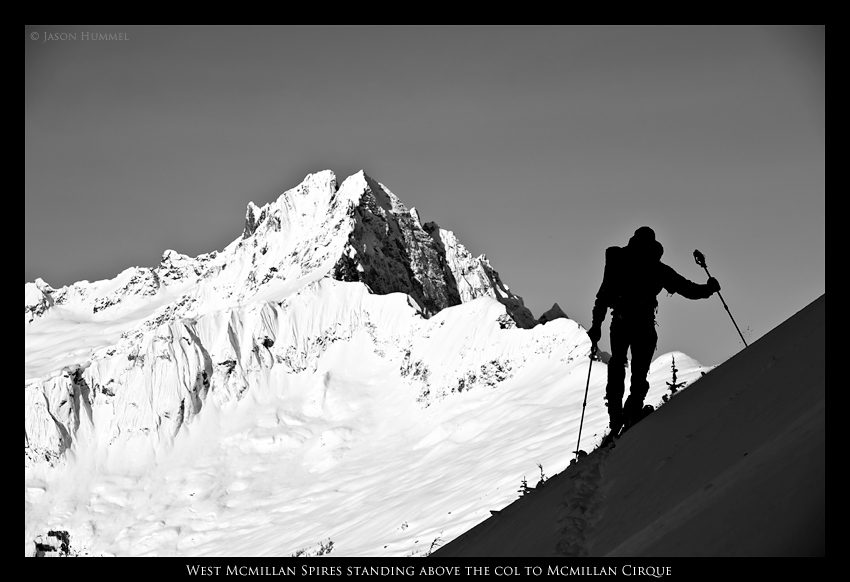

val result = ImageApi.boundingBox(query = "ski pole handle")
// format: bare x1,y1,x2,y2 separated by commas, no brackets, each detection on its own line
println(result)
694,249,716,280
693,249,708,272
693,249,748,347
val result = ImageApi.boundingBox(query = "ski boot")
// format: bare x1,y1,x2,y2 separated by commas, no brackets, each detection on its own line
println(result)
600,407,624,448
621,404,654,435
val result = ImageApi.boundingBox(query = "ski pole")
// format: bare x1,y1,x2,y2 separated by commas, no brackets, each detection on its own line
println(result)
574,345,596,462
693,249,748,347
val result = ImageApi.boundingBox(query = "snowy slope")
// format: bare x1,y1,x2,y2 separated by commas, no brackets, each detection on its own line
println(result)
25,170,710,557
433,294,825,557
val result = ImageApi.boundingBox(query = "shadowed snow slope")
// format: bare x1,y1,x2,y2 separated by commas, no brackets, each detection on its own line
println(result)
433,294,824,557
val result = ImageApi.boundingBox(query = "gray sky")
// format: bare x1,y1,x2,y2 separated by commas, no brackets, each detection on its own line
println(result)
25,25,824,366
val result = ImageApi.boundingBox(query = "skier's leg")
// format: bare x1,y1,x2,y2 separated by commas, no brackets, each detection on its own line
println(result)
624,322,657,422
606,315,628,433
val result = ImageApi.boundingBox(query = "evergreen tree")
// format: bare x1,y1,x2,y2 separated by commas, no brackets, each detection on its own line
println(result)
663,355,687,402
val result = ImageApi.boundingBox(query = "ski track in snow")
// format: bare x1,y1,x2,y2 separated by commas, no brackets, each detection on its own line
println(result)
555,445,613,557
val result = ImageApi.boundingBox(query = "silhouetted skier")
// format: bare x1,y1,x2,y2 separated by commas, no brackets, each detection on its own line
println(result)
588,227,720,440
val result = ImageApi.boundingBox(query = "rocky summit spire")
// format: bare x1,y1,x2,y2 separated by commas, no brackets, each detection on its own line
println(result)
328,170,535,325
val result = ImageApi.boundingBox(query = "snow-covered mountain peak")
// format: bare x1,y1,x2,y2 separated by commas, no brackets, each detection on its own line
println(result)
26,170,535,329
24,158,568,470
25,168,544,381
23,168,556,414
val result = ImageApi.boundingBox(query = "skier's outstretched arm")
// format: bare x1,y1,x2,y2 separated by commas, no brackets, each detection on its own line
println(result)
663,265,720,300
